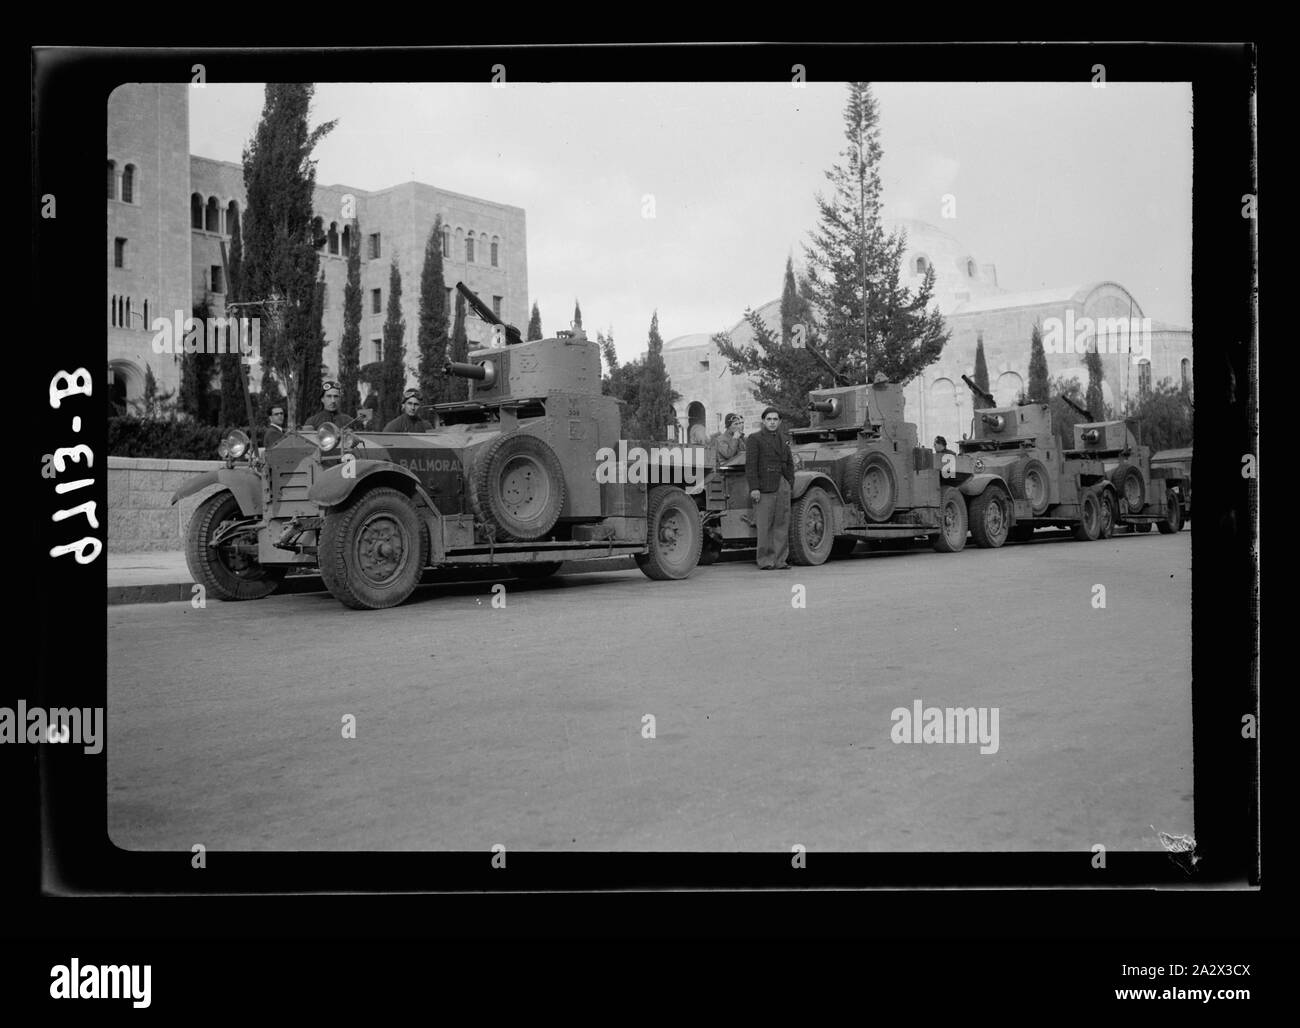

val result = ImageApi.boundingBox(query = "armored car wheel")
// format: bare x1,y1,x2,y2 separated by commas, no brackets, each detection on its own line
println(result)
1097,489,1118,539
968,486,1011,548
790,486,835,566
846,451,897,523
1110,462,1146,514
185,489,284,601
636,485,703,580
508,561,563,580
1156,490,1184,534
318,487,427,609
931,486,969,553
1072,490,1102,542
1008,458,1051,516
470,432,566,542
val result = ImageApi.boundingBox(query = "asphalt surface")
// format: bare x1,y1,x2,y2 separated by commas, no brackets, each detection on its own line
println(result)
107,530,1193,852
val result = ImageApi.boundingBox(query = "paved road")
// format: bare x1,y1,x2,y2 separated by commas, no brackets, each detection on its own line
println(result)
107,531,1193,852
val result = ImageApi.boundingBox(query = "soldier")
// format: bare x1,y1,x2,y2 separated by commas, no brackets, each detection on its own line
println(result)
264,403,286,445
746,406,795,570
303,381,372,431
933,435,952,455
384,389,432,432
711,413,746,463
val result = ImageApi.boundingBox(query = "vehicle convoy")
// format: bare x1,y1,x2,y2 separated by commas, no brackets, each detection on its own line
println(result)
698,374,990,566
1061,398,1190,535
956,375,1113,546
172,282,703,609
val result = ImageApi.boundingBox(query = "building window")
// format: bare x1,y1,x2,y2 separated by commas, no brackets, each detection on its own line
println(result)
966,259,976,277
211,266,224,293
107,161,116,200
1180,357,1192,391
466,232,475,263
110,294,116,327
914,255,929,275
442,227,450,258
491,238,499,267
369,233,381,260
492,295,502,319
143,299,149,326
114,238,126,268
191,194,203,229
121,165,135,204
328,222,339,256
372,288,382,314
372,338,382,363
126,297,132,326
205,196,219,233
341,223,351,256
1138,359,1152,395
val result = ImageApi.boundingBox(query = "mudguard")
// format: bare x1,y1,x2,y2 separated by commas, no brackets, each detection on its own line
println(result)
791,470,843,504
309,458,440,515
957,473,1007,499
169,467,263,516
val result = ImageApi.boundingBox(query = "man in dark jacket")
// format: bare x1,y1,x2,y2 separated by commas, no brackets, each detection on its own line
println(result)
746,406,795,569
383,389,432,432
303,381,373,431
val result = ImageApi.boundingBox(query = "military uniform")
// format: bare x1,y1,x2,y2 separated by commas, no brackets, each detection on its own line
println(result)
383,412,432,432
712,431,746,462
745,426,795,569
304,409,345,430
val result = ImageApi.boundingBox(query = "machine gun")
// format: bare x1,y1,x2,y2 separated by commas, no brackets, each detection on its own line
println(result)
456,281,523,347
1059,393,1095,421
961,374,996,410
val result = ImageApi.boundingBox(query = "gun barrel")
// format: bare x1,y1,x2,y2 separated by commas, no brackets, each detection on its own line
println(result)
1060,394,1095,420
444,361,486,380
808,398,839,415
455,281,523,346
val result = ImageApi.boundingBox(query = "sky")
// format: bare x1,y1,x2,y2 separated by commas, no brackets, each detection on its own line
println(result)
189,80,1192,362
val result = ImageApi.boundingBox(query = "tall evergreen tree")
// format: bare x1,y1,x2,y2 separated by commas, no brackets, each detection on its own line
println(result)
379,258,406,426
239,82,336,425
220,214,246,427
301,270,327,421
632,311,679,440
1085,344,1106,419
527,301,543,341
800,82,947,384
417,217,449,405
973,333,991,408
599,327,643,416
339,217,363,416
1027,321,1050,402
779,254,812,346
446,291,469,401
180,300,217,424
573,299,583,332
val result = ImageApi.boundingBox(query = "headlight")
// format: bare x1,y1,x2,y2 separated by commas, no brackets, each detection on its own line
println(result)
317,422,340,453
218,439,230,459
226,429,250,460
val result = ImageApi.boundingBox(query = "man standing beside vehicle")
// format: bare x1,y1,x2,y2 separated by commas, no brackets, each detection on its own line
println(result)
746,406,795,570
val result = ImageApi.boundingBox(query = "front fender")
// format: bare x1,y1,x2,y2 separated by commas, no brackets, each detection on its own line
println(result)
309,459,440,514
957,473,1006,499
170,466,263,516
791,470,844,504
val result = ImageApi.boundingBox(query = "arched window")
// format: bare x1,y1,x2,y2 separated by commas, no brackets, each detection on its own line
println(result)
466,232,475,263
914,255,929,275
442,227,450,258
994,371,1024,407
191,194,204,229
328,222,339,255
1180,357,1192,391
491,237,500,267
107,161,117,200
341,223,351,257
205,196,219,232
126,297,132,327
122,164,135,204
227,200,239,237
312,215,325,248
455,227,464,259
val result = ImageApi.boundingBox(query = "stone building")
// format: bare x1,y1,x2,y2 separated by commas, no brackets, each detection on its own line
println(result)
663,218,1192,445
109,82,527,414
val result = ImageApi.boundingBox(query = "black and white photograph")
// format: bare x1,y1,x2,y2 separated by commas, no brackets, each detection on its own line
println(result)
19,42,1263,1000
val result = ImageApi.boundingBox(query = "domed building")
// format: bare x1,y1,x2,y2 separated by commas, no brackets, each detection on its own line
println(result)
663,218,1192,447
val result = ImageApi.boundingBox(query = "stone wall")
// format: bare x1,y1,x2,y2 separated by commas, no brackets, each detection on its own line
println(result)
108,457,224,553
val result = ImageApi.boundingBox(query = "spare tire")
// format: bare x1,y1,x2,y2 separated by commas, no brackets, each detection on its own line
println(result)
846,450,897,523
470,433,566,541
1110,461,1146,513
1007,458,1051,516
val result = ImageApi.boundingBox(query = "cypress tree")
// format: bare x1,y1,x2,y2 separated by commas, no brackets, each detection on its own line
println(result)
973,333,991,408
339,217,363,416
527,302,543,341
1085,345,1106,419
573,299,583,332
1028,321,1050,402
219,214,246,428
417,216,449,406
446,291,469,401
379,258,406,426
633,311,679,440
